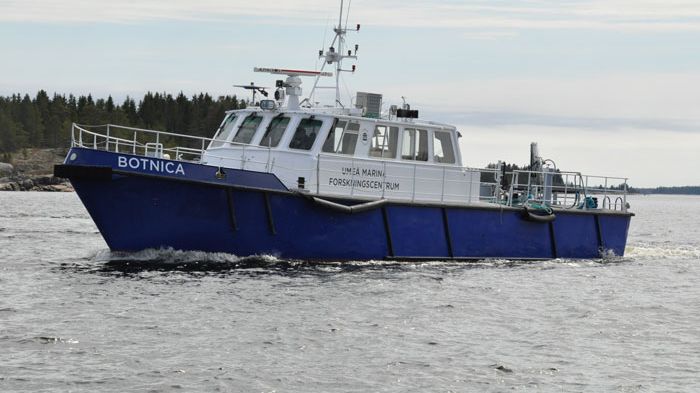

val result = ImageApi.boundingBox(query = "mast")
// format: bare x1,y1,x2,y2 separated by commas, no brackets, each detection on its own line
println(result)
307,0,359,107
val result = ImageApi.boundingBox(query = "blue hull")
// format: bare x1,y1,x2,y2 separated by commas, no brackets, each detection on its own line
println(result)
58,148,632,260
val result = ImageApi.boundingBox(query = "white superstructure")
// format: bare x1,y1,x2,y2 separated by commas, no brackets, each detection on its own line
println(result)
201,105,479,204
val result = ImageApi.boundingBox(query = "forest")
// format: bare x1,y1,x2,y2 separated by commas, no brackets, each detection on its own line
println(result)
0,90,245,157
630,186,700,195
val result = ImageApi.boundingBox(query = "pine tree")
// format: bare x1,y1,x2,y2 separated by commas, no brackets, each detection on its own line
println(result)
19,94,43,147
106,96,115,113
35,90,50,146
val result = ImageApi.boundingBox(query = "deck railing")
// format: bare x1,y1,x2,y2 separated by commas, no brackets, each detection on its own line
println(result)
72,123,214,162
506,169,629,212
70,123,629,212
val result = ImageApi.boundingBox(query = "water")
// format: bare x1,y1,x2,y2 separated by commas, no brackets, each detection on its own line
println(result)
1,193,699,392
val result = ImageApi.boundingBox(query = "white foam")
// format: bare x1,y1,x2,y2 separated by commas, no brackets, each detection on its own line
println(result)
625,243,700,260
90,247,280,264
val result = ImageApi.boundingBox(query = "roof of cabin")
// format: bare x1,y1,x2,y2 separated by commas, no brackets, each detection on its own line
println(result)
224,107,457,132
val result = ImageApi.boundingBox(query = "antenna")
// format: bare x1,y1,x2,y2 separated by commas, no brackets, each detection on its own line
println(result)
307,0,360,107
234,82,269,105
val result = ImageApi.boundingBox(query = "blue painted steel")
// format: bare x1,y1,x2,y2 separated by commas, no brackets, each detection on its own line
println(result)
66,147,288,191
551,213,601,258
71,176,389,259
597,214,631,255
447,209,552,259
386,206,450,257
63,148,631,260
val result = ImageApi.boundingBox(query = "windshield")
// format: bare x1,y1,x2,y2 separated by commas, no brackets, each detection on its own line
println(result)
209,114,238,147
232,115,263,144
258,116,290,147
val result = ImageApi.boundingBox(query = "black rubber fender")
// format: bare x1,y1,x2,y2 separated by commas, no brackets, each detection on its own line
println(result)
522,205,556,223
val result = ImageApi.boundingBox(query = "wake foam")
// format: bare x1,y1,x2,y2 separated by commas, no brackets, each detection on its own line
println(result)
63,244,697,276
88,248,291,273
625,243,700,261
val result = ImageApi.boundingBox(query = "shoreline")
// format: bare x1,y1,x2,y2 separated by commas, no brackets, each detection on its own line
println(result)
0,148,73,192
0,175,73,192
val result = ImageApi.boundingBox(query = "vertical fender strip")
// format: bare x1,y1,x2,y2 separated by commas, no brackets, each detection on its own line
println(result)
548,221,558,259
381,206,394,257
264,192,276,235
442,207,454,258
594,214,604,251
226,188,238,231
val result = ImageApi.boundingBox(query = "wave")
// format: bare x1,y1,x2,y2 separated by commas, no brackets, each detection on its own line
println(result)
20,336,80,345
62,247,638,276
625,243,700,261
72,248,472,275
88,248,292,273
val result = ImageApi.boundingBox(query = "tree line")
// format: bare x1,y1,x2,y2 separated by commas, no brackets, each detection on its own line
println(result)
0,90,245,154
630,186,700,195
481,162,631,191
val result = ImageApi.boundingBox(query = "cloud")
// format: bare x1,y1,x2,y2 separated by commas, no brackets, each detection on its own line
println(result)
0,0,330,23
3,0,700,33
461,31,519,40
379,72,700,124
438,111,700,134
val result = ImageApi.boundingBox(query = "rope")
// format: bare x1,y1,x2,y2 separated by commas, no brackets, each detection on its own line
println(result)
525,201,553,215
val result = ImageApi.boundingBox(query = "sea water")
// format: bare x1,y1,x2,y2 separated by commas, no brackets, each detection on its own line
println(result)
0,192,699,392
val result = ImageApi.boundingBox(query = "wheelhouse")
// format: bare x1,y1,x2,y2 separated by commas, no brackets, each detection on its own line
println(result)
204,108,462,165
199,108,475,204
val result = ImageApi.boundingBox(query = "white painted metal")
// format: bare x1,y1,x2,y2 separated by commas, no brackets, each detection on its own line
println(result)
307,0,359,107
254,68,333,110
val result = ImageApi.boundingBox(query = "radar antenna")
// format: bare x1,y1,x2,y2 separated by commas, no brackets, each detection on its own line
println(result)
254,67,332,110
306,0,360,107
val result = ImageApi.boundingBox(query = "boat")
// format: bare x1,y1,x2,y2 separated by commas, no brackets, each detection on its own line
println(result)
54,2,633,261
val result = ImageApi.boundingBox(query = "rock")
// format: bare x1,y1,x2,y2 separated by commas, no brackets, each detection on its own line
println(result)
0,162,13,176
52,183,74,192
0,176,72,192
1,182,20,191
493,364,513,373
20,179,34,191
0,147,75,192
10,148,67,176
33,175,63,186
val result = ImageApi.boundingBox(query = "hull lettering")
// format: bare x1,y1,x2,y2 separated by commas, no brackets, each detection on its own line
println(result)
117,156,185,175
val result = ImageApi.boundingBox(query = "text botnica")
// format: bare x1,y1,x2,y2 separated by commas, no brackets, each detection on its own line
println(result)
117,156,186,175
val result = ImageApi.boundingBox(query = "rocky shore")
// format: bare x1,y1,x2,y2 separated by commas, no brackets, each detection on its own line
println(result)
0,149,74,192
0,174,73,192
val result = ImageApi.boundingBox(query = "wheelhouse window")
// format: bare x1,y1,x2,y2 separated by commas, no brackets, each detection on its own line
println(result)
369,125,399,158
322,119,360,155
258,116,289,147
433,131,456,164
401,128,428,161
210,114,238,147
289,117,323,150
232,114,262,144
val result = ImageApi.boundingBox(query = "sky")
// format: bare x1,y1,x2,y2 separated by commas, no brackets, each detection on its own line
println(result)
2,0,700,187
